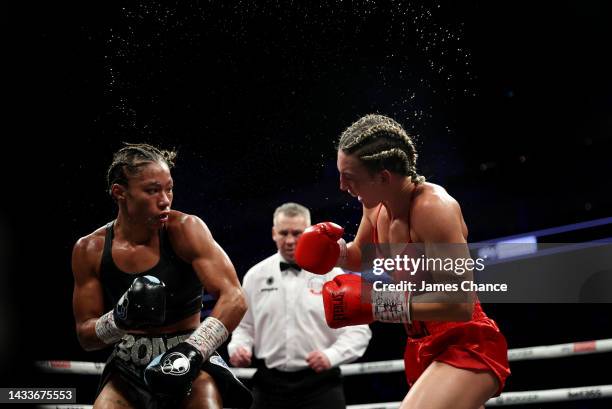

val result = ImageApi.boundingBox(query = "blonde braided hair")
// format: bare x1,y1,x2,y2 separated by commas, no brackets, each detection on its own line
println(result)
338,114,425,183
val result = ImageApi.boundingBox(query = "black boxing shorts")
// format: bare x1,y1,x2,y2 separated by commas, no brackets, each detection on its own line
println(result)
97,330,252,409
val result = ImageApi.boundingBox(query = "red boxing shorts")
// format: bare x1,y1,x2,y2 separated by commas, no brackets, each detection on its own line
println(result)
403,318,510,396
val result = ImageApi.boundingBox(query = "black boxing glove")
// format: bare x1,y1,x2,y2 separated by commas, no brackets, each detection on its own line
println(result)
144,316,229,397
144,342,203,397
95,275,166,344
113,275,166,329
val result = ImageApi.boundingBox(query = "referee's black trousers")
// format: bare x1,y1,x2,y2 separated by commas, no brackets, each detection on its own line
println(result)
250,365,345,409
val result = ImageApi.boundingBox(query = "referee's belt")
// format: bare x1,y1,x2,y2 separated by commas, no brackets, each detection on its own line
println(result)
258,365,341,380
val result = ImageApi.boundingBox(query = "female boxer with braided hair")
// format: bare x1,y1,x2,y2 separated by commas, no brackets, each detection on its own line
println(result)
72,143,251,409
296,115,510,409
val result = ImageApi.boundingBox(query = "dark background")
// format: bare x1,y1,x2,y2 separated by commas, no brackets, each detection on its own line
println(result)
6,0,612,407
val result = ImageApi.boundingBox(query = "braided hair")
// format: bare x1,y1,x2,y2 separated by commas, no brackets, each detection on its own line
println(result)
338,114,425,184
106,143,177,197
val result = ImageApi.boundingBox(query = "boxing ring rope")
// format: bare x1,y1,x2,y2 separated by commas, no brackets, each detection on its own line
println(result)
318,384,612,408
37,338,612,407
229,338,612,378
36,385,612,409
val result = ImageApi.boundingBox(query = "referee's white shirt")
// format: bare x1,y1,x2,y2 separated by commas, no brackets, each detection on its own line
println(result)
228,252,372,371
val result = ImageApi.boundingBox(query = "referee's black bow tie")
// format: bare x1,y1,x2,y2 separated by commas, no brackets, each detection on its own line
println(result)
280,261,302,272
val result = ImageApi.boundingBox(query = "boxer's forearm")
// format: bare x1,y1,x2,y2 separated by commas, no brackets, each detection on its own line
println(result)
208,286,247,332
76,318,116,351
181,288,246,360
411,300,473,322
341,242,363,272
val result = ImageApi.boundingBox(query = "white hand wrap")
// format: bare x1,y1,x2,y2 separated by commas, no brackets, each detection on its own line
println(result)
95,310,125,344
371,290,412,324
185,316,229,360
336,238,348,267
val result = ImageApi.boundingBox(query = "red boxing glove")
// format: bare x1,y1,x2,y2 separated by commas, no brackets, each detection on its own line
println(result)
322,274,374,328
322,274,413,329
295,222,346,275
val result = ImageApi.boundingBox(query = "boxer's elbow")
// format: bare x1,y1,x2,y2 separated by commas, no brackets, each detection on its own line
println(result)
76,322,104,352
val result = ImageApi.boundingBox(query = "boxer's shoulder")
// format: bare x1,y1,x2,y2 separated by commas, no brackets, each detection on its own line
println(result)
72,226,107,276
165,210,215,260
166,210,206,233
412,183,458,213
73,226,106,260
411,183,466,242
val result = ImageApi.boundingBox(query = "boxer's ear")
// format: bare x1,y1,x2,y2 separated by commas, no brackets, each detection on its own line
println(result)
379,170,391,185
111,183,127,201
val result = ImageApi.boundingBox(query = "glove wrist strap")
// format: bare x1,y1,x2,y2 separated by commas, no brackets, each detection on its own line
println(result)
371,290,412,324
95,310,125,344
185,316,229,360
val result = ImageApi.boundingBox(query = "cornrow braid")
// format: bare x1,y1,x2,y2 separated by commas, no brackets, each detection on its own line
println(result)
338,114,425,184
106,143,177,196
360,147,409,164
343,122,408,151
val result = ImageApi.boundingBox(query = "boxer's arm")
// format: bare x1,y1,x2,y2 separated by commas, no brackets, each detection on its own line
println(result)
410,196,474,321
72,236,109,351
170,214,247,331
227,271,255,359
144,216,247,395
343,208,376,271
